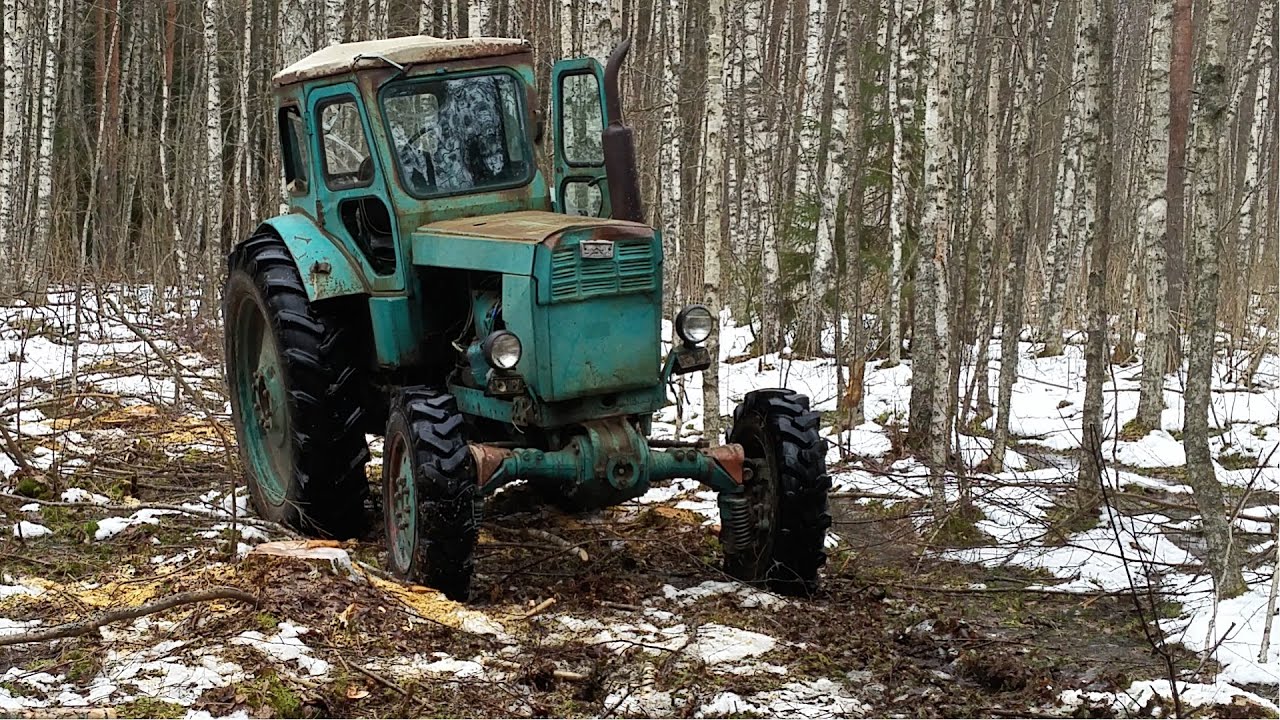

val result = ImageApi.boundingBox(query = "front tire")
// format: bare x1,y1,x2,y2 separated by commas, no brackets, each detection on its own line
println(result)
223,232,371,539
722,389,832,595
382,388,481,601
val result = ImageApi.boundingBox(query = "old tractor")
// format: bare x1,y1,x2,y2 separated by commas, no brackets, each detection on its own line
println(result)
222,35,832,600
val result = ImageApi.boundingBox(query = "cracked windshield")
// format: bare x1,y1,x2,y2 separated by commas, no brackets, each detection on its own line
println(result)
383,73,530,196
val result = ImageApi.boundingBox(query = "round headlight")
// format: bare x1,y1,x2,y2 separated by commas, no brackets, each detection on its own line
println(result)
483,331,522,370
675,304,714,345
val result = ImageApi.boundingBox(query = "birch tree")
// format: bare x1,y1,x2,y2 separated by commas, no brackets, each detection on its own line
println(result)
1077,0,1113,507
921,0,957,517
886,0,920,365
1,0,28,291
1134,0,1173,431
28,0,63,288
204,0,225,277
805,0,846,356
1183,0,1246,599
702,0,726,441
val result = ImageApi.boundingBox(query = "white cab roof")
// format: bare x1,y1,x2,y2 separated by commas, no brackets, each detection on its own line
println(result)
273,36,530,86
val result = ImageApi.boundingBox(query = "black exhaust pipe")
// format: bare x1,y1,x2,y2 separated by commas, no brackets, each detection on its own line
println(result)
602,40,644,223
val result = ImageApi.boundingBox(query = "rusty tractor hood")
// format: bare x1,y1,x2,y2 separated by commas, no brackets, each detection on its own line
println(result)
411,210,654,275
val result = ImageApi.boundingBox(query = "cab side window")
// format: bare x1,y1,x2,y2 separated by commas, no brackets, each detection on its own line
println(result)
319,97,373,189
278,106,309,193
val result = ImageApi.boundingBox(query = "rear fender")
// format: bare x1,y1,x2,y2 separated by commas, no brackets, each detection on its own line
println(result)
253,215,369,302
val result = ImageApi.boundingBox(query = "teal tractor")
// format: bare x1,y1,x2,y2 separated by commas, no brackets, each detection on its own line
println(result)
222,35,832,600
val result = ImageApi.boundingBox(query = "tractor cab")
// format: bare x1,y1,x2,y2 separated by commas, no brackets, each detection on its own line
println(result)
270,36,620,285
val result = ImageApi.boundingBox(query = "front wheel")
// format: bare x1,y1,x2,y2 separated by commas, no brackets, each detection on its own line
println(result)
382,388,481,601
721,389,831,595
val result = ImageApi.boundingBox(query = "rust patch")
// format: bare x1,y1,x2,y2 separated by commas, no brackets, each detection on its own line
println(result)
702,443,746,485
469,443,513,486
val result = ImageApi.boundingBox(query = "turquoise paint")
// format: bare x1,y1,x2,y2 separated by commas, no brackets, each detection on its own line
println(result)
369,296,419,366
256,216,369,301
501,275,536,380
411,231,537,274
530,231,662,402
304,82,407,294
448,382,665,428
478,420,740,500
388,436,416,571
550,59,610,216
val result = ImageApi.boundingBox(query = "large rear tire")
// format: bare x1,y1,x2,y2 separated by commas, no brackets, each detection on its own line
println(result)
722,389,831,595
223,232,371,539
382,388,481,601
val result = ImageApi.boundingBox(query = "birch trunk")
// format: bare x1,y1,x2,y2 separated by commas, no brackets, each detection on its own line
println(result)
161,0,186,278
1041,19,1082,357
0,0,28,290
1077,0,1113,507
842,3,866,427
1184,0,1246,599
203,0,224,284
324,0,343,45
702,0,726,441
27,0,62,289
921,0,956,518
1135,0,1174,430
886,0,919,365
806,0,845,356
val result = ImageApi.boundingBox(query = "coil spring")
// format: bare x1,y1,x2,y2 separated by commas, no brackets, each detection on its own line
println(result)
720,494,754,552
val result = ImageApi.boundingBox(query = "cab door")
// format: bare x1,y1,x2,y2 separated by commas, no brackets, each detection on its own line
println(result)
550,59,611,218
306,82,405,293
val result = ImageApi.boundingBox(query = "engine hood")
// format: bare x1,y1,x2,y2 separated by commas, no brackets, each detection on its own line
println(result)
412,210,653,274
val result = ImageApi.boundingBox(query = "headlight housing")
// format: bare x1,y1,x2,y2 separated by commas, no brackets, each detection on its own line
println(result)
482,331,522,370
675,304,714,345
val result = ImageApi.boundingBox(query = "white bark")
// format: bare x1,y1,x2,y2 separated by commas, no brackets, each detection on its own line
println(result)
27,0,61,286
560,0,575,55
161,1,186,277
204,0,224,276
1,0,29,280
795,0,827,195
923,0,956,517
887,0,919,365
1237,0,1273,255
233,0,255,245
703,0,727,440
1136,0,1173,428
325,0,343,45
807,0,845,349
281,0,313,64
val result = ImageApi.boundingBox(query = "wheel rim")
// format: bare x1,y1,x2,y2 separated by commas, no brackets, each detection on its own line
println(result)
386,432,417,574
231,294,292,508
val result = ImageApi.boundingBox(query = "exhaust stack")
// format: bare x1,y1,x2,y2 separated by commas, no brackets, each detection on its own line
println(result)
602,40,644,223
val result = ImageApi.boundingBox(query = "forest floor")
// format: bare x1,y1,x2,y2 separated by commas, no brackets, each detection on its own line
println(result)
0,288,1276,718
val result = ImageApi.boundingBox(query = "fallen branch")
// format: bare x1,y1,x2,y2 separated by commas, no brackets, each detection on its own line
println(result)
0,420,41,479
522,528,588,561
521,597,556,619
0,586,258,647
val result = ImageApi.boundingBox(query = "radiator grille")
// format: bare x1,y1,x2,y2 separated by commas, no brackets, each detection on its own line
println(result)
548,241,656,302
